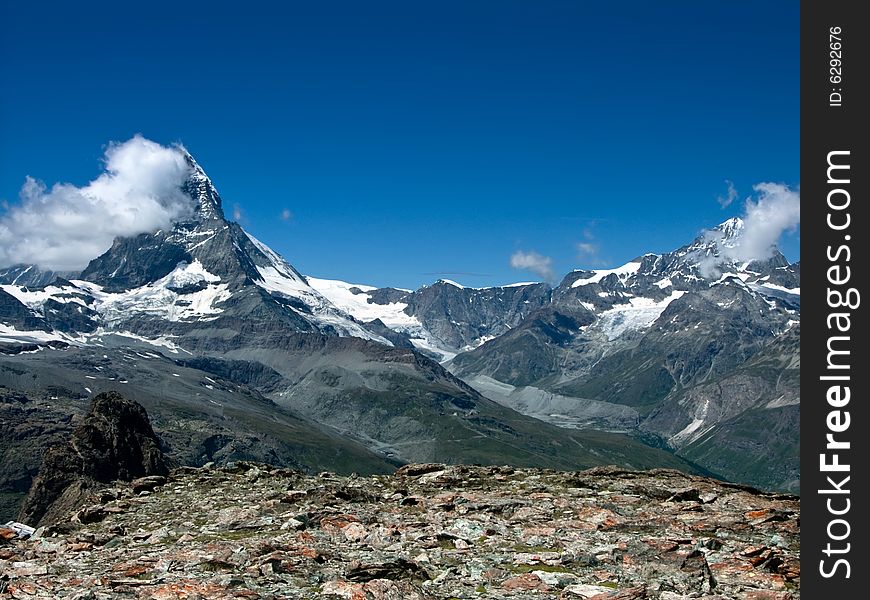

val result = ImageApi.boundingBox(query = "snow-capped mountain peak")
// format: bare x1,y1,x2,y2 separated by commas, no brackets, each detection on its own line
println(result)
715,217,745,247
0,149,399,350
179,148,224,222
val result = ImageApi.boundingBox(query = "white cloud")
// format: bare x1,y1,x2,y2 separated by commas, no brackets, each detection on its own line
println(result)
577,242,597,256
576,227,604,266
232,204,243,221
510,250,554,281
0,135,193,272
717,180,738,208
280,208,293,221
696,182,800,276
729,182,800,262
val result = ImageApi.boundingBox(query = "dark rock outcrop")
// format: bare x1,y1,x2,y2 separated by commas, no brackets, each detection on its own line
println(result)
0,289,49,332
18,391,170,526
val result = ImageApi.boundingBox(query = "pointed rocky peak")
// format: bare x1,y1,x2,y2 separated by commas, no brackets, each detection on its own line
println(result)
178,147,225,222
685,217,744,253
714,217,745,246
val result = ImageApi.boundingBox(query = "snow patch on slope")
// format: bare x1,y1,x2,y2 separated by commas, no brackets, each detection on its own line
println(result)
594,290,686,340
571,261,642,287
409,336,458,363
306,277,419,328
307,276,460,362
243,232,392,344
755,282,800,296
1,282,92,311
164,259,222,287
0,324,72,345
72,261,232,325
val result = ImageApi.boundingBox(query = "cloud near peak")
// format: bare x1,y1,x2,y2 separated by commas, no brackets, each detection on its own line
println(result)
717,180,739,208
731,182,800,262
696,182,800,276
0,135,194,272
510,250,555,282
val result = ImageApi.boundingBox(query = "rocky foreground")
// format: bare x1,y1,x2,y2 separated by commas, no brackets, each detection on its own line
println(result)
0,462,798,599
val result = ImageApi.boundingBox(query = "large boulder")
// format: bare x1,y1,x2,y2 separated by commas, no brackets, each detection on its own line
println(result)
18,391,170,526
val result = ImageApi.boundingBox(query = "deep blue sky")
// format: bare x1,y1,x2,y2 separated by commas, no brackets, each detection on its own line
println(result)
0,1,798,289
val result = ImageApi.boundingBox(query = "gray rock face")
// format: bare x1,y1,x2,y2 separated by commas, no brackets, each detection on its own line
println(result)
40,279,101,333
79,232,194,292
451,305,595,388
0,289,49,332
0,265,74,288
304,279,555,360
401,281,552,350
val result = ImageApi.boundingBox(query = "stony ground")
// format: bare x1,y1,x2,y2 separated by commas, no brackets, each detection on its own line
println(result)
0,463,799,599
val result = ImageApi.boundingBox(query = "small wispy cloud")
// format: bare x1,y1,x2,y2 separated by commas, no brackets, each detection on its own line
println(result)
0,135,193,271
576,227,605,267
510,250,554,282
717,180,739,208
232,203,243,221
280,208,293,221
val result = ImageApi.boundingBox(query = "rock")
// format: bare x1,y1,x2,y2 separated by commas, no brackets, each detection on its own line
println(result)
245,466,262,482
346,558,430,583
563,583,619,597
322,580,366,599
280,518,306,531
74,505,108,524
18,391,171,526
130,475,167,494
215,506,269,530
501,572,550,591
342,522,367,542
394,464,447,478
667,488,702,503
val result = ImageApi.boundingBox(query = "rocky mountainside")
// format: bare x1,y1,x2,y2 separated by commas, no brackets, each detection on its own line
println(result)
0,461,800,599
0,265,75,288
305,277,554,362
306,220,800,492
446,223,799,492
0,151,705,520
308,218,798,364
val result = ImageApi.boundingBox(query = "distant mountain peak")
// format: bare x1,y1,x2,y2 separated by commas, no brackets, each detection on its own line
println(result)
436,279,465,289
179,148,224,222
715,217,745,245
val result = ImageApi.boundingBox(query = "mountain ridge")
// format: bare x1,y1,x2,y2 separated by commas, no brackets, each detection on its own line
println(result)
1,150,722,520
